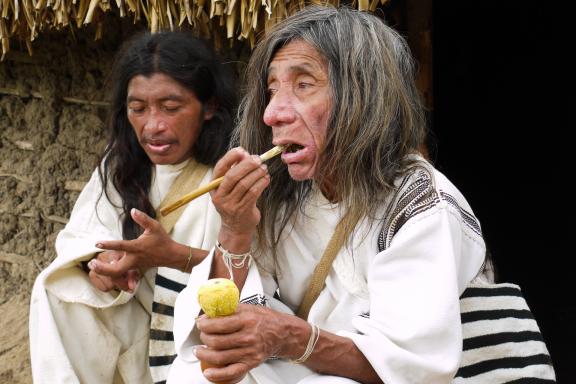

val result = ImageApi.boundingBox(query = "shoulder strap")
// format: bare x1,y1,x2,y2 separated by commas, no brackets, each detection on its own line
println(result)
297,168,430,319
296,220,347,320
156,159,210,233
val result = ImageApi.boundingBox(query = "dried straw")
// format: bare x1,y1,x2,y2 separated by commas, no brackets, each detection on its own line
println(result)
0,0,388,59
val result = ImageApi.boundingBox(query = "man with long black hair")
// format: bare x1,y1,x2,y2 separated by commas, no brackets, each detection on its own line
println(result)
29,31,236,384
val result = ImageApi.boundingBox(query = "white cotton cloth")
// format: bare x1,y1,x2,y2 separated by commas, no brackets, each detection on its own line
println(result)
29,160,220,384
169,158,487,384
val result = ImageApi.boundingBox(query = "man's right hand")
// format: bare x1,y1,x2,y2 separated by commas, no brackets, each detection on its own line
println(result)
211,147,270,243
87,250,140,293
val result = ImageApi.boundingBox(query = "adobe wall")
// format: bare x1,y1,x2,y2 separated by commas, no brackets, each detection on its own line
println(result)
0,18,137,382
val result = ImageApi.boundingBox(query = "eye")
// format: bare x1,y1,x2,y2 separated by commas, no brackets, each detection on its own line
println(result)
295,75,317,92
266,77,279,98
162,104,181,113
128,104,145,114
267,87,278,97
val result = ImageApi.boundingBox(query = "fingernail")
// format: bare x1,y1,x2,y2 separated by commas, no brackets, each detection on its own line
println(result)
260,163,268,171
87,259,97,270
95,243,102,248
131,208,137,216
192,345,207,356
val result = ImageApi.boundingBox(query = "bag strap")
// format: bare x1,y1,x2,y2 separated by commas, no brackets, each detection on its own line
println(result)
135,159,209,314
296,220,347,320
156,159,210,233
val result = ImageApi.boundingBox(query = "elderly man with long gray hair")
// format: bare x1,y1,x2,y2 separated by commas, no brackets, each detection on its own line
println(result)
168,5,488,384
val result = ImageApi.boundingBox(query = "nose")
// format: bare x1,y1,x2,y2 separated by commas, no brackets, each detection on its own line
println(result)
263,88,297,127
143,108,167,133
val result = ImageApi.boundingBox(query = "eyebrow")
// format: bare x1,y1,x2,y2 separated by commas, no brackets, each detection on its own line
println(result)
267,62,320,79
126,94,186,103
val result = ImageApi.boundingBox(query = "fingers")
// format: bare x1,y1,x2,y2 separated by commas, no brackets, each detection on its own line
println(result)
197,307,266,350
213,147,252,179
88,271,116,292
196,345,252,384
235,169,271,208
96,239,133,253
88,254,134,277
218,155,268,199
196,313,244,335
130,208,157,234
88,263,139,292
126,269,140,292
195,346,253,367
200,357,249,384
195,306,274,383
110,275,131,292
96,210,159,253
213,148,269,200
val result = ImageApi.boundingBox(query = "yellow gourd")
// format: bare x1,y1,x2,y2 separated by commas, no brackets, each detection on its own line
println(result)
197,278,240,384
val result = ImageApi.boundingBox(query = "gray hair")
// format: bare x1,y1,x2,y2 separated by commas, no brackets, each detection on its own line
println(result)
236,5,427,254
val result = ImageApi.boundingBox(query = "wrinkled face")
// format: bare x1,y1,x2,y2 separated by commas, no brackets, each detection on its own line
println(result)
127,73,213,165
264,40,332,181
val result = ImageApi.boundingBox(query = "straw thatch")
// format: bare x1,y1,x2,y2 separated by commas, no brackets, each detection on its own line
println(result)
0,0,389,59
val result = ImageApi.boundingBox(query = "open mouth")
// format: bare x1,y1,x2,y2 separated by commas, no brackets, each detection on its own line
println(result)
144,140,173,154
285,143,304,153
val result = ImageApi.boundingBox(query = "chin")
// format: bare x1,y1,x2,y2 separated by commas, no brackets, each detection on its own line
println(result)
148,157,167,165
147,152,189,165
147,155,173,165
287,167,315,181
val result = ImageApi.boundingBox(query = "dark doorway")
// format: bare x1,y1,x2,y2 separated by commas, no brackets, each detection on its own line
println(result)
433,1,571,382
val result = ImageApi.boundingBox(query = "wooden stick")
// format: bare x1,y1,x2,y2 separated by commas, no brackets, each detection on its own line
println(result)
160,145,285,216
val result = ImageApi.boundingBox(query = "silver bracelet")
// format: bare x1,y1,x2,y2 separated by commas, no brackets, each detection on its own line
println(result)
290,322,320,364
216,240,252,281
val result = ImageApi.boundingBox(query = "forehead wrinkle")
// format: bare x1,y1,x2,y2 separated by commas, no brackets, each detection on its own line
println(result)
266,40,328,81
267,62,324,81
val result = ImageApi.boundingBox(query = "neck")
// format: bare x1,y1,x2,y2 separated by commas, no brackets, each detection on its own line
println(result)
319,179,338,203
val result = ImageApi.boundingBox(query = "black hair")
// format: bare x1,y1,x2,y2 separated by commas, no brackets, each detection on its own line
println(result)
98,31,236,239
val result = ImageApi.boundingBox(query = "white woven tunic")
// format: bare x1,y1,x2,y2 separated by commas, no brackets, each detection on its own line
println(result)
170,158,487,384
29,160,220,384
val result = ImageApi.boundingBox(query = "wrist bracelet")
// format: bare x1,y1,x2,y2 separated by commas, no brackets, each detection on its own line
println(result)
290,322,320,364
216,240,252,281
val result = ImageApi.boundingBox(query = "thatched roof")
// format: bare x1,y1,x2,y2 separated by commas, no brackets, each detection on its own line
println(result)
0,0,390,59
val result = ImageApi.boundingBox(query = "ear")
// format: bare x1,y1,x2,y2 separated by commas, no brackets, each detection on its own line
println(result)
203,99,217,121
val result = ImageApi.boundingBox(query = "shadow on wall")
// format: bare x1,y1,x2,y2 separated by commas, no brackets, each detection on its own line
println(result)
433,1,572,382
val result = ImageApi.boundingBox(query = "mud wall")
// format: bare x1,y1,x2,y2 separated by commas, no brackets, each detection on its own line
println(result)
0,18,141,382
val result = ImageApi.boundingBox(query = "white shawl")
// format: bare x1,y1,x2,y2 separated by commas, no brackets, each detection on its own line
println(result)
30,161,220,384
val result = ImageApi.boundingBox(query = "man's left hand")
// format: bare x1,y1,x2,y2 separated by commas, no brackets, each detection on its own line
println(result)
89,208,175,278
